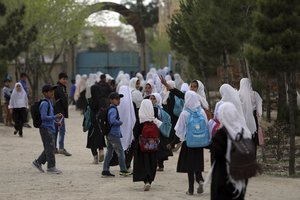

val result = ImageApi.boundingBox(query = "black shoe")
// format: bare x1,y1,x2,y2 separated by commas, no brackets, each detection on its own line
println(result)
32,160,44,173
14,130,18,135
102,171,115,177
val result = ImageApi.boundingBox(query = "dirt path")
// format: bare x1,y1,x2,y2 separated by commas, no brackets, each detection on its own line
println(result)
0,107,300,200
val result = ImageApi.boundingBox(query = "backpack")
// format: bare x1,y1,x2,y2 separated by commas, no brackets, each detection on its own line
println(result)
82,104,92,132
227,128,259,180
139,122,160,152
98,106,118,136
31,99,50,128
155,106,172,138
173,96,184,117
185,108,210,148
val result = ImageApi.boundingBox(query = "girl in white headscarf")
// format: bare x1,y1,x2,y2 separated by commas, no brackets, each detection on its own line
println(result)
211,102,252,200
118,85,136,152
143,80,155,99
239,78,262,135
174,91,208,195
116,74,130,92
129,78,143,109
85,74,97,99
9,82,29,137
133,99,161,191
150,93,173,171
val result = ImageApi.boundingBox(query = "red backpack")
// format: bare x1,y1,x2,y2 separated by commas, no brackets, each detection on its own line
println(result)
139,122,160,152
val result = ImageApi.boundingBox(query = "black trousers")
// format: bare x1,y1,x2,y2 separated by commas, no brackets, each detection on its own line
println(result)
188,171,204,193
12,107,26,135
37,127,56,168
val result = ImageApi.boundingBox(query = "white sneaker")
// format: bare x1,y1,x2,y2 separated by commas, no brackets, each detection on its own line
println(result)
144,183,151,191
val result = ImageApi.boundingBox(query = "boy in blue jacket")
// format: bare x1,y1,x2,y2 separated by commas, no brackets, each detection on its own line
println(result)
32,85,63,174
102,92,131,177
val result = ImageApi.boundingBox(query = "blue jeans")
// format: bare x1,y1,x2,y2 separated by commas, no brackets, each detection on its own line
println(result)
37,128,56,168
54,118,65,149
103,135,127,172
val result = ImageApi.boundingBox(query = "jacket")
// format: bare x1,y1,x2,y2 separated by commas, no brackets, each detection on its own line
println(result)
54,82,69,118
108,105,122,138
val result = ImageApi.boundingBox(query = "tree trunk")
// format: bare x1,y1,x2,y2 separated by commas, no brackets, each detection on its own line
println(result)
277,72,287,121
223,47,229,83
287,71,296,176
265,73,271,122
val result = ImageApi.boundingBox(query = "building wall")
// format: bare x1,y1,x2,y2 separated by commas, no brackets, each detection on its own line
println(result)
158,0,180,37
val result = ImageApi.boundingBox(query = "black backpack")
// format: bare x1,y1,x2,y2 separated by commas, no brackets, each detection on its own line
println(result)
98,106,118,136
227,128,260,180
31,99,50,128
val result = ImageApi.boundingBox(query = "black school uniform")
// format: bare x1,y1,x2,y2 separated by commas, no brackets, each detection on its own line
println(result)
211,127,246,200
133,121,157,184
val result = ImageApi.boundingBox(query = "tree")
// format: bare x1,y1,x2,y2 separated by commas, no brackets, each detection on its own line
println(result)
246,0,300,176
7,0,89,101
0,2,37,61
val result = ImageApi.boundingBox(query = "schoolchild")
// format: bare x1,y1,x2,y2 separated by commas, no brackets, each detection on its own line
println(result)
133,99,162,191
174,91,208,195
211,102,252,200
101,92,132,177
150,93,172,171
9,83,29,137
32,84,63,174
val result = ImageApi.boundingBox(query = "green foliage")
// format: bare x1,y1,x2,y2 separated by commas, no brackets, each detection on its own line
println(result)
0,2,37,61
167,0,256,75
121,0,159,28
246,0,300,73
149,35,170,67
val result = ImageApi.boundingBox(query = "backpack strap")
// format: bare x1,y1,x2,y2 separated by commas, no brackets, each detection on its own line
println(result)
41,99,50,116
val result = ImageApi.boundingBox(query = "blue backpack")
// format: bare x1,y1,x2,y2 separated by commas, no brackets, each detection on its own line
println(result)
155,106,172,138
173,96,184,117
185,108,210,148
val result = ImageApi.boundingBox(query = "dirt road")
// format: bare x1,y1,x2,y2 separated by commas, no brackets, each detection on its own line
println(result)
0,107,299,200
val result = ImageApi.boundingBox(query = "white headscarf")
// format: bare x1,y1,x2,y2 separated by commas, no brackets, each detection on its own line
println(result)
139,99,162,128
115,71,124,85
162,80,175,105
216,84,245,121
239,78,256,134
118,85,136,151
9,82,29,109
218,102,252,196
165,75,172,82
129,78,143,108
174,91,207,141
180,83,189,93
174,73,184,89
196,80,209,110
151,93,162,108
116,74,130,92
85,73,97,99
74,75,87,101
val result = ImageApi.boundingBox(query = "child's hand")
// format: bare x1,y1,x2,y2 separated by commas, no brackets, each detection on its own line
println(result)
55,113,63,119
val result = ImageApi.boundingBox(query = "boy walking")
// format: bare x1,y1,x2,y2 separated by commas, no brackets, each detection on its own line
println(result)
102,92,132,177
32,85,63,174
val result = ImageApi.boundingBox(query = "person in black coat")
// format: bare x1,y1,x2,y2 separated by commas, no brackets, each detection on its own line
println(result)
88,74,112,163
54,72,71,156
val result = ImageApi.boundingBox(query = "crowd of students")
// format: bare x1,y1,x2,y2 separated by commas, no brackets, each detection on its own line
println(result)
70,67,262,199
1,67,262,199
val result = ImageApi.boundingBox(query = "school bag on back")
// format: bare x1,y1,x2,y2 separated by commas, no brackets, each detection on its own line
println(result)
139,122,160,152
98,106,118,136
155,106,172,138
185,108,210,148
227,128,260,180
173,96,184,117
31,99,50,128
82,104,92,132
